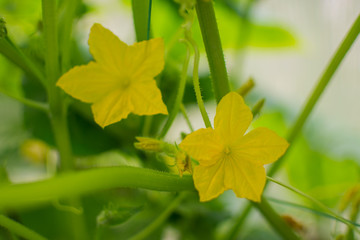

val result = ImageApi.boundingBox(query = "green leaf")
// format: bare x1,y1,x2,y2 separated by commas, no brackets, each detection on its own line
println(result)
287,137,359,206
214,5,297,49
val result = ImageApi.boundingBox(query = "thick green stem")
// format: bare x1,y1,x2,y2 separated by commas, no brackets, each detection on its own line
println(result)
42,1,87,239
129,192,188,240
59,0,79,73
0,167,194,210
132,0,151,42
42,0,73,171
252,198,300,240
132,0,155,136
42,0,60,87
0,215,47,240
196,0,230,102
50,115,74,171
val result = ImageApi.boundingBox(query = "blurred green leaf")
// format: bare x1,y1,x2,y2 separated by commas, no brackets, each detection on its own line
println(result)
0,0,41,42
287,137,359,206
214,5,297,49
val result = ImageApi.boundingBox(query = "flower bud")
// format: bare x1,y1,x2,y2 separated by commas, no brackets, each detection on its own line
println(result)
20,139,51,164
237,77,255,97
134,137,177,154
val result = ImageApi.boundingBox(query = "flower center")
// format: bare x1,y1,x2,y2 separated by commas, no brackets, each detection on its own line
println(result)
224,146,231,155
119,76,132,89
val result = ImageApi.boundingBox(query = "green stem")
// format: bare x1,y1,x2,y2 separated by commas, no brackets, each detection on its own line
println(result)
252,198,300,240
132,0,155,136
188,36,212,128
0,215,47,240
142,116,153,137
196,0,230,102
51,113,74,171
42,0,60,87
180,104,194,132
42,0,73,172
59,0,79,73
0,36,45,85
268,12,360,177
42,1,87,239
129,192,187,240
0,166,195,210
0,91,49,113
132,0,151,42
267,177,360,234
159,40,191,138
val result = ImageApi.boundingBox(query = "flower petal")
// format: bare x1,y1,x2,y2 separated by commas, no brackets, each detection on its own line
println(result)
130,80,168,116
91,90,132,128
88,23,128,73
224,154,265,202
179,128,223,166
128,38,164,79
193,160,227,202
232,127,289,165
214,92,253,144
57,62,119,103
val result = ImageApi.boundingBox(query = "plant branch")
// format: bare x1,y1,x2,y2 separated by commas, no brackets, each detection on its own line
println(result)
0,37,45,85
0,166,195,210
196,0,230,102
0,91,49,113
0,215,47,240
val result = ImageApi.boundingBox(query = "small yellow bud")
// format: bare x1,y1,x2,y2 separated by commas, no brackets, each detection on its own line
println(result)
134,137,163,152
134,137,177,154
21,139,51,164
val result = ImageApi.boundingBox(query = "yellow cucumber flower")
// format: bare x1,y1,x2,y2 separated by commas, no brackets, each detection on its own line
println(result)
179,92,289,202
57,23,168,128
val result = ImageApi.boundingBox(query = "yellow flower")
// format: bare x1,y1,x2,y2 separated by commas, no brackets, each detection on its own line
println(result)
179,92,289,202
57,23,168,128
